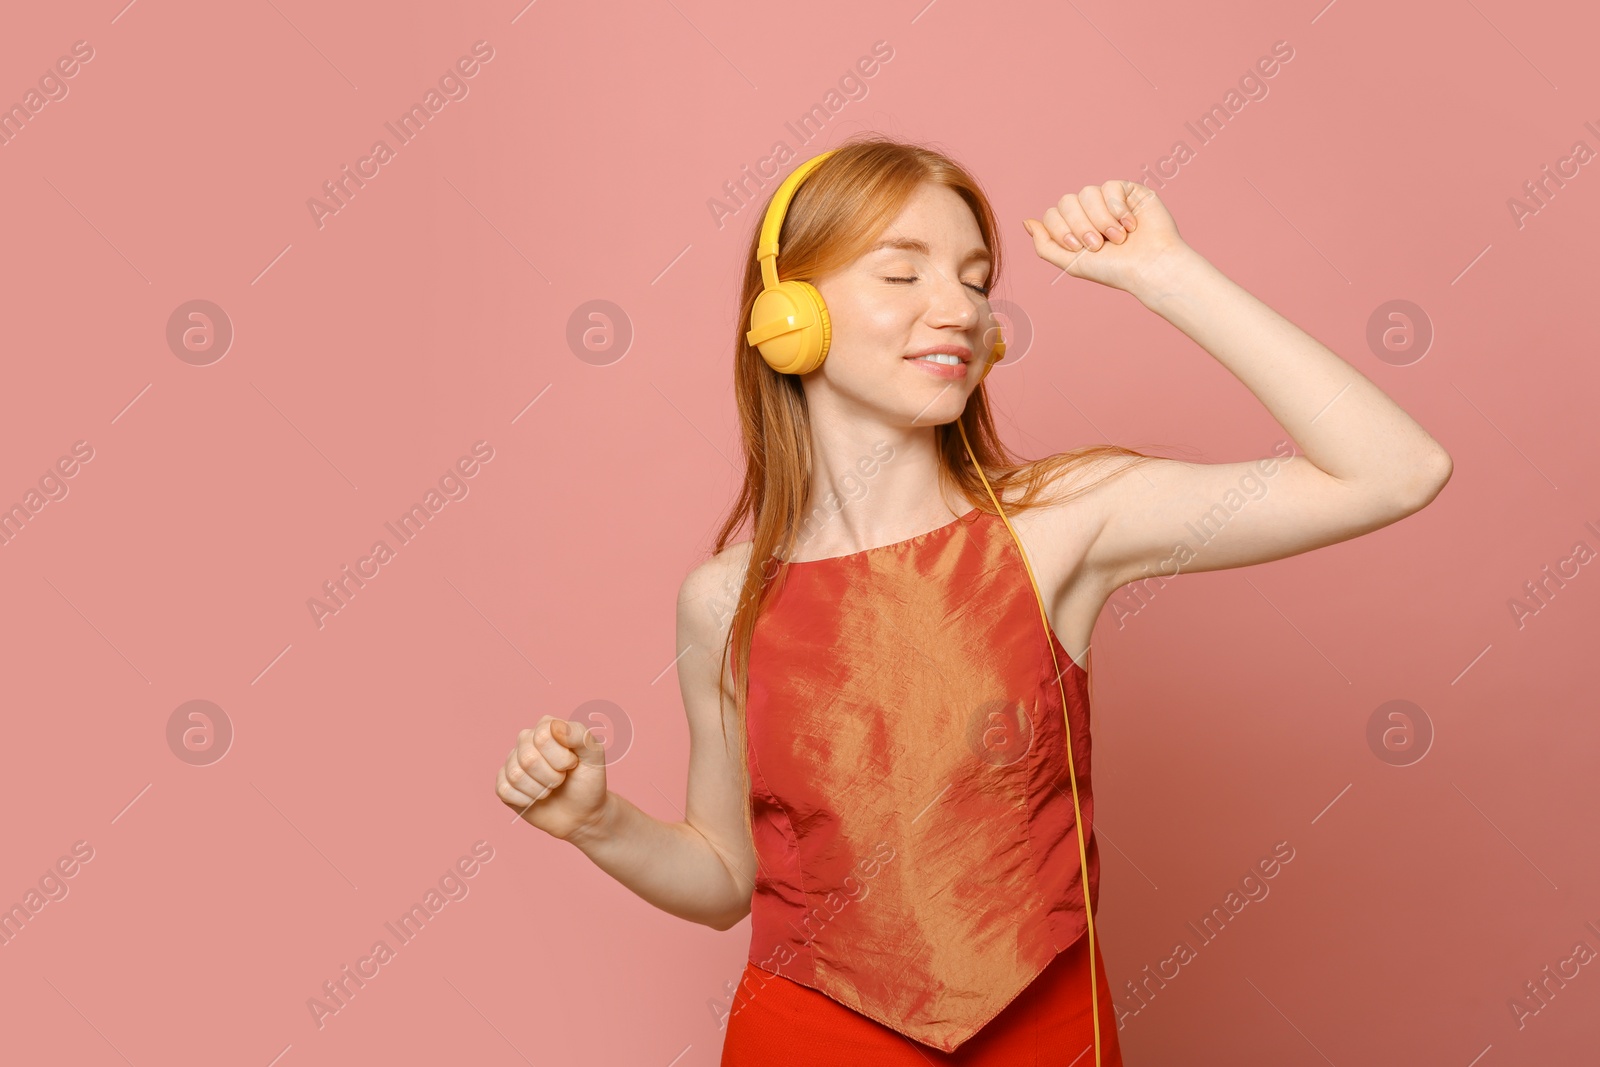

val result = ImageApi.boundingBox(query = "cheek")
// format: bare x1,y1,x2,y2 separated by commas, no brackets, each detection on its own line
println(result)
850,302,909,347
815,285,914,367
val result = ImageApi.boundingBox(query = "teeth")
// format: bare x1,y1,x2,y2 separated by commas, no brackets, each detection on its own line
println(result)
914,353,962,365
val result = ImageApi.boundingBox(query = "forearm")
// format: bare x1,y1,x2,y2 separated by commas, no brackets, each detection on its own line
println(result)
1133,248,1451,500
565,791,750,931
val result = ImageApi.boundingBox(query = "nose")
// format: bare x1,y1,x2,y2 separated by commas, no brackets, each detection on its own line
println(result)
925,270,983,331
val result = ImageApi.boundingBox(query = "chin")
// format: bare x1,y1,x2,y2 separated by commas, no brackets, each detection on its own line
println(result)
902,391,971,426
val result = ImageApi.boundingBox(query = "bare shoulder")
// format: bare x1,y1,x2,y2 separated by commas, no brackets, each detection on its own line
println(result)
1005,452,1154,561
676,538,758,694
677,538,757,626
990,452,1161,665
1028,451,1152,503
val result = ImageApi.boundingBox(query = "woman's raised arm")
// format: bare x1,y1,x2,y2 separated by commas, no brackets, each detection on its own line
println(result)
1022,182,1452,591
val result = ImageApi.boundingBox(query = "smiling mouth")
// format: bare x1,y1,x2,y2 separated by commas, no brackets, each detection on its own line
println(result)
905,353,968,366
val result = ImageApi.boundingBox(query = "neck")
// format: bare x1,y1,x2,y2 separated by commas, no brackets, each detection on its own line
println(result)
794,420,966,561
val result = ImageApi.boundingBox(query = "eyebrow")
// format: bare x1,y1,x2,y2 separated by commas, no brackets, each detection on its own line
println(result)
868,237,992,267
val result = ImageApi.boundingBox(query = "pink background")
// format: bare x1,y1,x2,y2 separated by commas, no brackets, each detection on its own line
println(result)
2,0,1597,1063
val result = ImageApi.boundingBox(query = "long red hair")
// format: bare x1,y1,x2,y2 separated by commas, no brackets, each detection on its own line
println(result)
711,135,1160,843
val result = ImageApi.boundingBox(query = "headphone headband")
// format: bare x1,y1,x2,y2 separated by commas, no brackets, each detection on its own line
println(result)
754,150,836,291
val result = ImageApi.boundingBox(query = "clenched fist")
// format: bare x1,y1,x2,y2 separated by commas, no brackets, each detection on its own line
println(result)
1022,180,1187,295
495,716,611,844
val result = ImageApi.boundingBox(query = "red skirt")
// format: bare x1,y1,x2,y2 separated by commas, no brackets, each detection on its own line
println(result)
720,932,1125,1066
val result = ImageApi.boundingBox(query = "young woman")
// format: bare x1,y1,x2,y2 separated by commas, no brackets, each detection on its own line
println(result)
495,136,1451,1065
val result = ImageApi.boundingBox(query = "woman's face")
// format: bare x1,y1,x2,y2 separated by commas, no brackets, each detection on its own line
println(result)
808,182,995,425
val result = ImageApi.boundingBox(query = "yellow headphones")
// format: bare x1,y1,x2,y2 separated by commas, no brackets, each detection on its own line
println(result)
747,149,1104,1066
745,148,1006,381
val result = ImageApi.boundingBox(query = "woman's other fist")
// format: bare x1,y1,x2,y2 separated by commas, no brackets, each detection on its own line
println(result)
495,716,612,844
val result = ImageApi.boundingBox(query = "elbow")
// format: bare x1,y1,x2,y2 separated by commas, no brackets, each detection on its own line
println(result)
1388,447,1453,515
1414,448,1453,505
707,901,751,932
707,882,753,931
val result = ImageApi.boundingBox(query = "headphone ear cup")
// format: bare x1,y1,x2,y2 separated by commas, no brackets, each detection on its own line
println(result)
749,280,831,375
805,281,832,369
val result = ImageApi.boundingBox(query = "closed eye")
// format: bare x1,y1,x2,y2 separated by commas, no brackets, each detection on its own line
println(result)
884,275,991,297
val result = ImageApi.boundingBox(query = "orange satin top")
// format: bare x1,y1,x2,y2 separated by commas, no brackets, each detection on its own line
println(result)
740,505,1101,1053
